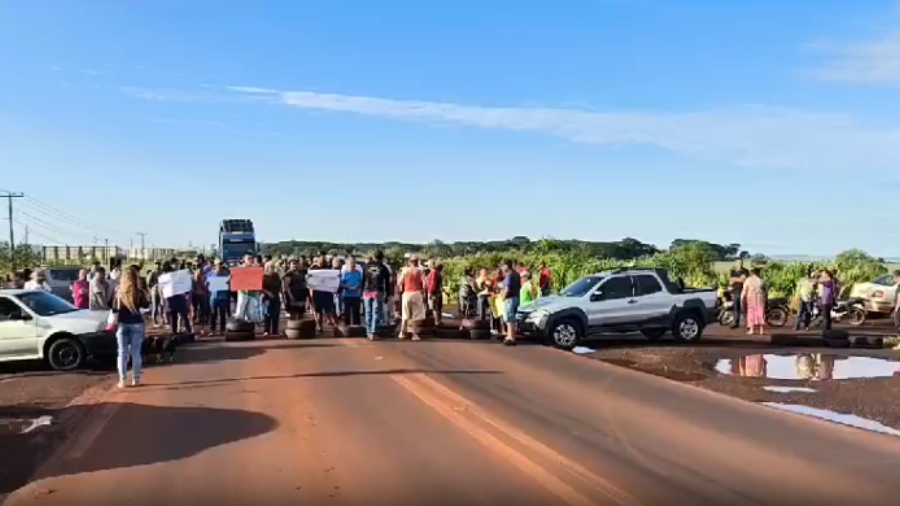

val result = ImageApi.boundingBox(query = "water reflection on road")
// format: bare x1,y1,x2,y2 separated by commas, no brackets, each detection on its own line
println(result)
715,353,900,380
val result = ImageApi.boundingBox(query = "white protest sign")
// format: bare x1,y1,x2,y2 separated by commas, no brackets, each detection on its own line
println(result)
159,270,192,299
307,269,341,293
207,276,229,293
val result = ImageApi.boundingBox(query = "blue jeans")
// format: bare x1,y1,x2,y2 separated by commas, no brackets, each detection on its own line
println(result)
364,295,384,336
503,297,520,324
795,301,812,330
116,322,145,381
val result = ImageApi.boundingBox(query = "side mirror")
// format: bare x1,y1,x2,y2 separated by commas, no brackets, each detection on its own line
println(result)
590,292,604,302
7,312,31,322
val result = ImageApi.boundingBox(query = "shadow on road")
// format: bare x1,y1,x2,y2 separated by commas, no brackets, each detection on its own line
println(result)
0,361,113,379
0,402,279,494
144,368,503,391
174,344,268,364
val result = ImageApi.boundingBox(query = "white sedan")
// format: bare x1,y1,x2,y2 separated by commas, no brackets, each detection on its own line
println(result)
848,275,898,315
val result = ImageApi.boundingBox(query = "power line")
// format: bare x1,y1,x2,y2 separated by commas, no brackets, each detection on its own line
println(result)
17,210,94,243
22,196,132,238
12,218,65,246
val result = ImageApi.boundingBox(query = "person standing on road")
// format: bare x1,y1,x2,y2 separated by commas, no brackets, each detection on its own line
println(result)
728,259,749,329
538,262,553,297
741,267,767,335
794,267,816,331
111,267,150,388
309,257,339,334
262,261,283,337
427,261,444,326
208,260,231,335
89,267,115,311
71,269,90,309
458,268,477,318
475,268,493,321
818,269,837,331
397,255,427,340
362,251,392,339
24,270,52,292
341,257,363,326
519,270,539,307
500,260,522,346
192,267,210,335
283,259,309,320
160,262,192,335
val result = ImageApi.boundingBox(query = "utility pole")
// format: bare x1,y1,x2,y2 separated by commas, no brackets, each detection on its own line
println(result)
104,238,109,264
23,225,28,245
137,232,147,261
2,191,24,269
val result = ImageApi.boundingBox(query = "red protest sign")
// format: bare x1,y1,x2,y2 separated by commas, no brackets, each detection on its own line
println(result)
230,267,264,292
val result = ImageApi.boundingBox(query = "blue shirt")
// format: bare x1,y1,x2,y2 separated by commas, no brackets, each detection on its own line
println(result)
341,270,362,298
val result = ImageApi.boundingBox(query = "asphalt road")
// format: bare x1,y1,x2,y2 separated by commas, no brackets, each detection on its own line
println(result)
4,336,900,506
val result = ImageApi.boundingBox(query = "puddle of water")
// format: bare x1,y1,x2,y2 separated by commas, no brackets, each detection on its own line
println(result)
715,353,900,380
0,415,53,436
602,358,707,382
762,403,900,437
572,346,597,355
763,386,816,394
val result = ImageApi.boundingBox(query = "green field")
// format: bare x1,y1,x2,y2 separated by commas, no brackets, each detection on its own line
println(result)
713,261,900,276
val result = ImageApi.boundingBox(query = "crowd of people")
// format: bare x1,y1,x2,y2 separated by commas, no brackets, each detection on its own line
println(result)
725,259,844,334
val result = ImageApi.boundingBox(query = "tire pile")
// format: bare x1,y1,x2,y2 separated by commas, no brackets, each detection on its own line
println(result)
285,319,317,340
224,320,256,342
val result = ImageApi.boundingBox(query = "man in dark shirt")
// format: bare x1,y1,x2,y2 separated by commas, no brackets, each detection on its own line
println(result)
728,258,749,329
500,259,522,346
283,259,309,320
362,250,392,340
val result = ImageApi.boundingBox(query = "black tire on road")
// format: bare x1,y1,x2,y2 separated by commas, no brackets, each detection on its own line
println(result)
286,319,306,331
433,327,461,339
851,335,883,348
824,337,851,348
47,336,86,371
468,328,492,341
547,319,581,350
286,320,317,340
226,320,255,333
847,307,867,326
765,307,789,328
460,318,489,331
822,329,850,340
718,310,735,327
337,325,366,338
224,330,255,342
640,328,666,340
672,312,704,342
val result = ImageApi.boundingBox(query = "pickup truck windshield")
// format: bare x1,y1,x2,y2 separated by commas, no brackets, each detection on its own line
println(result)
17,291,80,316
559,276,605,297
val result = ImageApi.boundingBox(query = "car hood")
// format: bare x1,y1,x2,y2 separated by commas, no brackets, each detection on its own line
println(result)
519,295,569,312
42,310,108,332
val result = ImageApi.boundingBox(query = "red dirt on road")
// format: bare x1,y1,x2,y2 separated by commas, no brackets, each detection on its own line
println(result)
3,335,900,506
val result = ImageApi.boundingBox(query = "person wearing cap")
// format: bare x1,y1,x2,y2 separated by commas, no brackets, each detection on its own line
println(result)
24,270,52,292
397,254,427,340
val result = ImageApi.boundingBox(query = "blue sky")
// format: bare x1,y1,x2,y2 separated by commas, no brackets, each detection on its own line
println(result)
2,0,900,257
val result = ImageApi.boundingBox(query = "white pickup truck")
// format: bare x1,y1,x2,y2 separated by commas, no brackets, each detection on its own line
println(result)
516,268,719,350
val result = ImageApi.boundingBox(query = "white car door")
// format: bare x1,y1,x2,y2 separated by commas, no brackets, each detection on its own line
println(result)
631,274,672,325
0,296,40,359
585,275,636,328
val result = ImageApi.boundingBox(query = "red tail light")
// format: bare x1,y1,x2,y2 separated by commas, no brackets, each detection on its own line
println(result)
873,290,885,298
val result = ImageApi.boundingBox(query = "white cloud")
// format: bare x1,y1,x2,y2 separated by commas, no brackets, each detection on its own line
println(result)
121,85,900,171
805,18,900,86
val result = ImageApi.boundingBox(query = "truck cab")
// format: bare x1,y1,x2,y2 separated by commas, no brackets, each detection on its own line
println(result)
219,219,258,264
517,268,718,350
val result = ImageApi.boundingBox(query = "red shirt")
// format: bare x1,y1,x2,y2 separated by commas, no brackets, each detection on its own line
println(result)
402,268,425,293
72,279,90,309
539,268,552,290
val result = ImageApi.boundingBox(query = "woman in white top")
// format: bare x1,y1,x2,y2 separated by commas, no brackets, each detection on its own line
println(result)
23,270,52,292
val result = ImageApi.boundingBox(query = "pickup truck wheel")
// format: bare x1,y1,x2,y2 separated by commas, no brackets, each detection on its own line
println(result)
673,314,703,342
47,337,86,371
548,320,581,350
640,328,666,341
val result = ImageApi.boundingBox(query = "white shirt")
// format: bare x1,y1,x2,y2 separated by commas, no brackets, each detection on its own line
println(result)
24,280,51,292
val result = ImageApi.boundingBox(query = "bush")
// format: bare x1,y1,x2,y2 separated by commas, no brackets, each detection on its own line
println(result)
437,248,887,303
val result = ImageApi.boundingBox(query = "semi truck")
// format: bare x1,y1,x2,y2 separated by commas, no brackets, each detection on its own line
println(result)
218,219,258,264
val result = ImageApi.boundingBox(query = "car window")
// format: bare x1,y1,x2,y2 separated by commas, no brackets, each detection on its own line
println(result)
874,275,895,286
559,276,605,297
49,269,79,282
0,298,24,321
634,275,663,296
16,292,79,316
595,276,634,300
